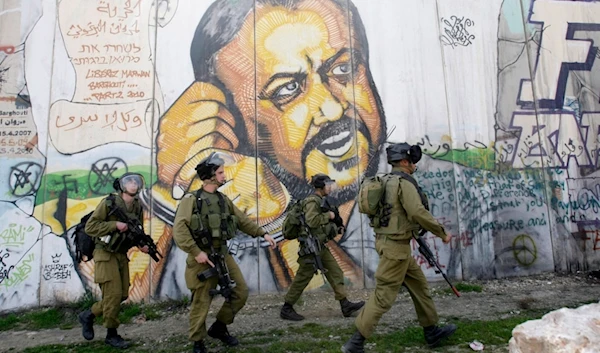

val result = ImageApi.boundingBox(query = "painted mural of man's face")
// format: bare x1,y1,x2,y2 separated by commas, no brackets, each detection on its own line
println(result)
215,0,384,201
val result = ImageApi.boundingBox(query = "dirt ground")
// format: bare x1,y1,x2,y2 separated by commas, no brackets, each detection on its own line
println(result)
1,271,599,353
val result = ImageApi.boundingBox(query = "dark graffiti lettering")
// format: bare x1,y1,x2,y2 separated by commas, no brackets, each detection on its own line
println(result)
43,254,73,282
440,16,475,48
71,55,141,65
66,20,140,38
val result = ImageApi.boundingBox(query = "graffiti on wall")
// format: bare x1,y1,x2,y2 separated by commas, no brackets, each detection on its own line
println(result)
496,0,600,170
0,0,599,312
48,0,168,154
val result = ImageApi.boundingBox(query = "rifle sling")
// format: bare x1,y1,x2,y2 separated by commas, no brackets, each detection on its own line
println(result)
390,171,429,211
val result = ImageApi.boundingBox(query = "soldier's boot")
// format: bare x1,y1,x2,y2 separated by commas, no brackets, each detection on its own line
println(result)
280,302,305,321
105,328,129,349
424,324,457,348
341,330,366,353
193,340,207,353
208,320,239,346
78,310,95,341
340,298,365,317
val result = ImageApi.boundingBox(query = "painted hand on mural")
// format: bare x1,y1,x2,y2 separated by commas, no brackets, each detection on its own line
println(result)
153,81,289,224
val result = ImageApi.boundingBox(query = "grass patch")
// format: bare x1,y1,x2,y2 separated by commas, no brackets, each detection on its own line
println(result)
1,295,191,332
0,314,19,331
444,282,483,295
119,304,142,324
21,309,65,330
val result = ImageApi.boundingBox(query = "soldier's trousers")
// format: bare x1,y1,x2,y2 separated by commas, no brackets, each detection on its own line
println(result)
186,253,248,342
284,245,347,305
355,237,438,338
91,250,130,329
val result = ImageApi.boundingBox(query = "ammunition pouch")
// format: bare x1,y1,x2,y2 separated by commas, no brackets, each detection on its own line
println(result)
208,213,221,239
105,232,134,253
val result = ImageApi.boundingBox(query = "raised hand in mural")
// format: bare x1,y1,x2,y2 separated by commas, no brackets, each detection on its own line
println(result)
153,81,289,224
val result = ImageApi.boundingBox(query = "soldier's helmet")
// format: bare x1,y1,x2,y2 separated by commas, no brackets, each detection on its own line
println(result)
310,173,336,189
195,152,234,180
386,143,422,164
113,173,145,195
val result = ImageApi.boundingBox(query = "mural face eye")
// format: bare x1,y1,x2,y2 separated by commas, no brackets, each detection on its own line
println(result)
331,63,351,76
272,80,302,105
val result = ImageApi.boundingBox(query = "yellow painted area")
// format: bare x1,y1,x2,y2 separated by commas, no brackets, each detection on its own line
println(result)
34,196,105,234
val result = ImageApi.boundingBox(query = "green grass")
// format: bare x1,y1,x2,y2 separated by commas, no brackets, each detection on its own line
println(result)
21,309,65,330
443,282,483,295
0,294,189,332
0,313,19,331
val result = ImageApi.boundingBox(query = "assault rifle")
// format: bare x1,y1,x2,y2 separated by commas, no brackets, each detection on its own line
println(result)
298,213,328,275
197,243,237,303
321,197,344,230
413,230,460,297
108,206,163,262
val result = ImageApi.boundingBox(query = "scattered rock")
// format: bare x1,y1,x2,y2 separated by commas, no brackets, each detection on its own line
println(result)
509,303,600,353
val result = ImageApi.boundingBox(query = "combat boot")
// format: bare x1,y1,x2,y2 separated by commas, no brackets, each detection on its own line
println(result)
193,340,207,353
105,328,129,349
340,298,365,317
341,330,366,353
280,302,305,321
424,324,457,347
208,320,239,346
78,309,95,340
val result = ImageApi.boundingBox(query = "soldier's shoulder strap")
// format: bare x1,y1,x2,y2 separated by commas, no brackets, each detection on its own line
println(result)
104,193,118,213
194,189,204,214
390,171,429,210
215,191,228,214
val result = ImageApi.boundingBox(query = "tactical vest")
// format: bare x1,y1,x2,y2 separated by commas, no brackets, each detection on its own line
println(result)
188,189,239,253
372,172,430,239
97,194,142,254
303,194,337,244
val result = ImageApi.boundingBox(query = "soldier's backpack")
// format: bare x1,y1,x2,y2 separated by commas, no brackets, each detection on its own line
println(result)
357,174,389,216
282,200,307,240
72,211,96,262
72,194,116,262
358,172,429,218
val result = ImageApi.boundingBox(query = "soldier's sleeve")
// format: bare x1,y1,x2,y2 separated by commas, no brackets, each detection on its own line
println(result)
304,198,329,229
173,194,202,257
231,200,266,237
85,198,117,237
399,179,448,240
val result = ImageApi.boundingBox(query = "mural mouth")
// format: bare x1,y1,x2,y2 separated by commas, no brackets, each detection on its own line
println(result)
313,119,355,159
319,130,353,158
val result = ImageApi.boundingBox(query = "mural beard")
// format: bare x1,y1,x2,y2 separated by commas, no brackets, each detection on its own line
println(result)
258,116,381,204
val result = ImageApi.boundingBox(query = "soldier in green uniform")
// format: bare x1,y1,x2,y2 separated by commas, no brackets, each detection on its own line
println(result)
342,143,457,352
280,174,364,321
173,152,276,353
78,173,150,349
